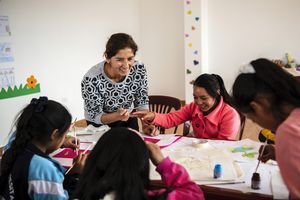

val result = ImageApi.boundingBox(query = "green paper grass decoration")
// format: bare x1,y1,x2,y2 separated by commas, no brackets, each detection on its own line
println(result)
0,75,41,100
0,83,41,99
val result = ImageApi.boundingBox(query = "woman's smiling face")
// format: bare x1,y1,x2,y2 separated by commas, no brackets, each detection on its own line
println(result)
106,47,135,77
193,86,216,112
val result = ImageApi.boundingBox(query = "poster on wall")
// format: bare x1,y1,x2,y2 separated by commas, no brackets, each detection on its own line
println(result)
0,43,14,62
0,16,11,36
0,67,15,88
0,75,41,100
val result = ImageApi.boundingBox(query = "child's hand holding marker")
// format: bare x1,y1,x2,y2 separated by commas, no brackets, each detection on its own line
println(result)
65,142,95,175
258,144,275,163
63,135,80,150
65,153,88,175
63,118,80,153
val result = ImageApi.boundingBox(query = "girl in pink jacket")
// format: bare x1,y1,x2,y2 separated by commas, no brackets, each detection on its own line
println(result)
133,74,240,140
232,58,300,199
72,127,204,200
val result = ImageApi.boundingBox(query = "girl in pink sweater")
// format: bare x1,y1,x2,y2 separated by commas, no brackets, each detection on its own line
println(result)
232,58,300,199
72,127,204,200
133,74,240,140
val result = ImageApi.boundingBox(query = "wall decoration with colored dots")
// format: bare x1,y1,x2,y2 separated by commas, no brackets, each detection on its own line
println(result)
184,0,201,103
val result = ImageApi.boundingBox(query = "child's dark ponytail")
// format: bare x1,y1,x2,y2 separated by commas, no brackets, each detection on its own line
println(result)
0,104,35,192
0,97,72,193
212,74,233,106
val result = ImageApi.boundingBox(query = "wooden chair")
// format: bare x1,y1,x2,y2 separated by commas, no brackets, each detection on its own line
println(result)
0,146,3,157
0,146,3,172
149,95,182,134
237,112,246,140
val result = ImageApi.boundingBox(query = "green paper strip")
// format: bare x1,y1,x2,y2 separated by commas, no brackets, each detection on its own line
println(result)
0,83,41,100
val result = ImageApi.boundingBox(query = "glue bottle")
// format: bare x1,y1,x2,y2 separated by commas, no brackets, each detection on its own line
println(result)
213,164,222,179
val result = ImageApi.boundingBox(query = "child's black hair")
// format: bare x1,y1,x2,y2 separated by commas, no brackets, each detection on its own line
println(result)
232,58,300,121
0,97,72,193
73,127,167,200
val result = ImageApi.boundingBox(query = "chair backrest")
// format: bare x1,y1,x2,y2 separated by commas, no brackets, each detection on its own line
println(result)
0,146,3,172
149,95,181,134
0,146,3,157
238,112,246,140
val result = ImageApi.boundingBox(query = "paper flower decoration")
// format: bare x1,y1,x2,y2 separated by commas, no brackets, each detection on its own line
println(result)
27,75,37,89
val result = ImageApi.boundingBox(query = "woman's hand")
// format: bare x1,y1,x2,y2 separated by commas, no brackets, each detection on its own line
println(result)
146,141,164,166
69,153,88,174
131,111,155,124
117,108,130,121
62,136,80,150
132,111,158,136
258,144,276,163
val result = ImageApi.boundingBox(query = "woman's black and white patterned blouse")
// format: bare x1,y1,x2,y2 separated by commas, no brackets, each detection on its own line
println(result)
81,61,149,125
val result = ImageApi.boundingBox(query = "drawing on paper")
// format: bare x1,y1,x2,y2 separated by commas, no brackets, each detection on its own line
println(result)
0,16,11,36
229,145,258,158
0,43,14,62
175,157,212,173
0,67,15,88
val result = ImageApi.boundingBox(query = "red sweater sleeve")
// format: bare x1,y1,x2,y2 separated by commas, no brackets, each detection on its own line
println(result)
156,157,205,200
152,104,193,128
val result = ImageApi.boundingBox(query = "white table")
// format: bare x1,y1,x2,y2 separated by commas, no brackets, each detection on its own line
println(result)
151,135,289,200
52,127,289,200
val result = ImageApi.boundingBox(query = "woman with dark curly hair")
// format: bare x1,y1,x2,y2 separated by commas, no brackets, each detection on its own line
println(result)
81,33,156,135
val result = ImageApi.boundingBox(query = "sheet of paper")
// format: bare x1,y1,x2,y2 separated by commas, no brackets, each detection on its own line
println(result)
143,137,160,143
210,139,261,162
53,148,91,159
75,124,110,135
0,16,11,36
155,134,182,148
271,169,289,199
52,142,94,158
0,67,14,88
173,149,238,181
150,137,242,183
0,43,14,62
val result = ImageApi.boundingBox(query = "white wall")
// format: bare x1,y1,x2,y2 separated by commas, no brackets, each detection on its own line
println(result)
205,0,300,90
0,0,184,144
1,0,299,144
0,0,141,144
139,0,184,98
